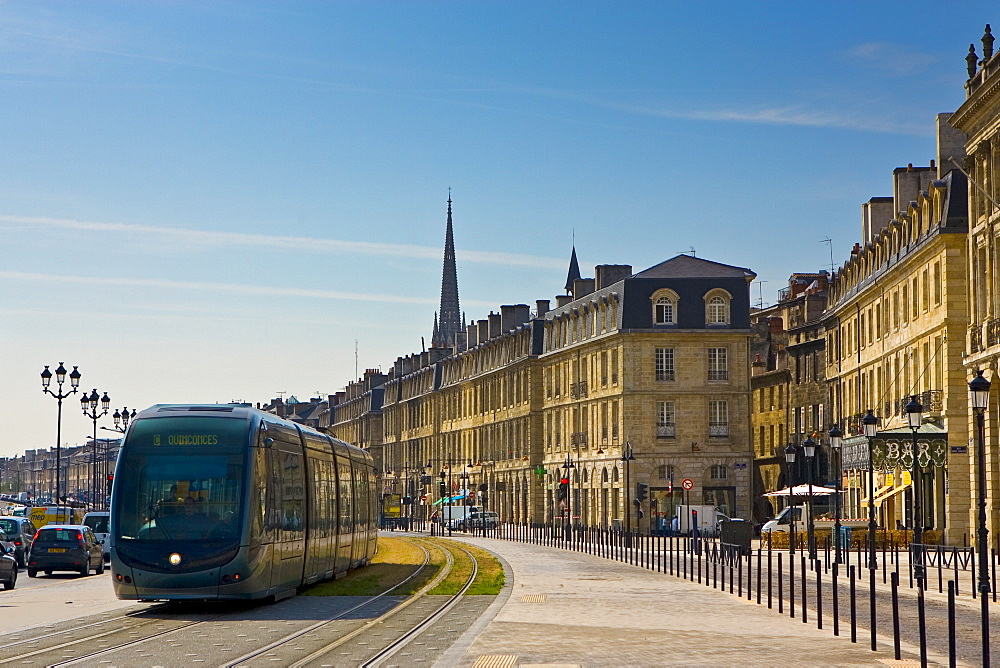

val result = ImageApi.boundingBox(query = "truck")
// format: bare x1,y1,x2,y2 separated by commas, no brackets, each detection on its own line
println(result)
675,505,719,536
27,505,84,528
761,505,870,533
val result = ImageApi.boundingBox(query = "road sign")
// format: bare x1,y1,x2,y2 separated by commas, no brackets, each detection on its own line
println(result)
681,478,694,490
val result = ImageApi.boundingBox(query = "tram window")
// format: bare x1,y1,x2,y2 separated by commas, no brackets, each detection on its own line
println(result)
339,463,352,534
280,451,305,535
249,447,268,541
116,453,244,542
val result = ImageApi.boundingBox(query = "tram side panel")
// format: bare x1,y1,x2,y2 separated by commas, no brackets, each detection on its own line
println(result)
265,423,306,593
300,429,335,584
333,440,354,574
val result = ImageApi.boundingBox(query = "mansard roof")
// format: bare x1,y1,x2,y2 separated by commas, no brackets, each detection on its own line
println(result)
633,254,757,280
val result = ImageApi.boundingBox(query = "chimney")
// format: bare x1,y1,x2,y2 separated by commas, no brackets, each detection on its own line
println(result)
767,317,783,335
466,323,478,348
478,319,490,345
512,304,531,326
536,299,550,317
556,294,573,307
572,278,596,299
861,197,894,243
595,264,633,289
488,311,502,338
936,113,967,179
893,163,935,218
751,353,767,376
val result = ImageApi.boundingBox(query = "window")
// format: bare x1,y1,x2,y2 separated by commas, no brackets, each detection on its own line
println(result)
708,347,728,381
709,400,729,437
657,401,676,438
710,464,728,480
707,296,728,324
656,464,675,481
933,262,942,305
655,348,675,382
655,297,675,325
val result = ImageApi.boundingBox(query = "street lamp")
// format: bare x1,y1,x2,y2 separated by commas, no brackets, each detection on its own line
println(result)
969,369,991,668
784,443,797,554
621,442,635,538
862,409,879,570
41,363,81,504
81,389,110,510
106,407,136,434
904,395,924,586
803,435,817,561
562,453,576,529
828,424,844,564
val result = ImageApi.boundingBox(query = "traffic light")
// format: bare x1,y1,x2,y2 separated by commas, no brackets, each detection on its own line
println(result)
106,474,114,495
636,483,648,504
558,477,569,500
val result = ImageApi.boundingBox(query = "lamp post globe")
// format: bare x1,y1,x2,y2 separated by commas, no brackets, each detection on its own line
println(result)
784,443,797,554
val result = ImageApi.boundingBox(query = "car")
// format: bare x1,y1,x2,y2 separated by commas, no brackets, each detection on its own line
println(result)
465,511,500,529
82,512,110,562
26,525,105,577
0,517,37,568
449,510,499,530
0,544,15,590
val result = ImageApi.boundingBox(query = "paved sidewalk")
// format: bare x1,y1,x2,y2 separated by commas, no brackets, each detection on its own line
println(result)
435,536,951,667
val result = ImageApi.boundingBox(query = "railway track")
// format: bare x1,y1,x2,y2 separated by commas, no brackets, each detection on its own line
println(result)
0,536,486,667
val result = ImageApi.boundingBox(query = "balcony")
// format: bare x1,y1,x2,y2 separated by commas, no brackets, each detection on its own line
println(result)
657,423,676,438
570,432,588,447
708,424,729,437
884,390,943,419
570,381,589,399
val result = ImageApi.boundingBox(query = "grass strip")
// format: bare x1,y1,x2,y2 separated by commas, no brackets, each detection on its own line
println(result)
303,536,435,596
426,539,474,596
463,544,505,595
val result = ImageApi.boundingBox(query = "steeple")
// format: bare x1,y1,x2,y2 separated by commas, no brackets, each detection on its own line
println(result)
564,245,582,294
432,192,462,348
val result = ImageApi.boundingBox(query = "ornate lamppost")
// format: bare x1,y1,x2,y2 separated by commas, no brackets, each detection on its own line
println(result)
969,369,991,668
81,389,110,510
803,435,817,561
904,395,926,663
41,363,81,503
621,442,635,540
861,409,879,570
562,454,576,529
828,423,844,564
784,443,797,554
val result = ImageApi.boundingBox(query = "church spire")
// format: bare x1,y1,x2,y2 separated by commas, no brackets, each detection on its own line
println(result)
564,244,581,294
432,191,462,348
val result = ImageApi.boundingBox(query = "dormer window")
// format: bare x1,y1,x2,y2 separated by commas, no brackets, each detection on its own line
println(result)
651,289,680,326
704,289,732,326
655,297,675,324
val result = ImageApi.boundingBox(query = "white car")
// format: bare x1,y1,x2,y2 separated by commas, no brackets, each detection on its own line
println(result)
82,512,111,562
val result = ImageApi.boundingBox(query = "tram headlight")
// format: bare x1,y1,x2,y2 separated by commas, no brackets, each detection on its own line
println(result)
168,553,182,566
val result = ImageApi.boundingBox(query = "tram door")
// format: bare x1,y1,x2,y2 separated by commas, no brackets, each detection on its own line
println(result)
267,435,306,588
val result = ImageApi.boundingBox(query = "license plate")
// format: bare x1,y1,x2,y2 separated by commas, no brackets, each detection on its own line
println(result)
48,548,66,553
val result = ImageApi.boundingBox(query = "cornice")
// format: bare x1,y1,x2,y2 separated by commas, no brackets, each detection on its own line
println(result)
953,74,1000,133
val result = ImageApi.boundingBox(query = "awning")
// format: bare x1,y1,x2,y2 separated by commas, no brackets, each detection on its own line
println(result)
860,484,894,507
765,484,840,497
872,484,910,507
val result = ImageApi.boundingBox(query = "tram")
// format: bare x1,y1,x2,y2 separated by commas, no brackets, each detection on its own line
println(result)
110,404,377,601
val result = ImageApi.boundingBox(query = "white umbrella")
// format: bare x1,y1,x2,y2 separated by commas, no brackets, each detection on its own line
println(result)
765,484,839,497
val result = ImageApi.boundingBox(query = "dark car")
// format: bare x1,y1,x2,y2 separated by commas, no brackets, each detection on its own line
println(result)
27,525,105,577
0,517,38,568
0,543,16,589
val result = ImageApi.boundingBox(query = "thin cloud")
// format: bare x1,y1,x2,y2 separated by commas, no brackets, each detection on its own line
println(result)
844,42,939,77
0,270,499,309
0,215,564,269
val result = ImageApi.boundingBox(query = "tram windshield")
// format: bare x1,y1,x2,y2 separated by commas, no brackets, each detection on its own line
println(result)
114,416,247,543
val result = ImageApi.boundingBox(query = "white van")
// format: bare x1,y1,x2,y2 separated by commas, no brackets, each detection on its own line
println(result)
82,511,111,562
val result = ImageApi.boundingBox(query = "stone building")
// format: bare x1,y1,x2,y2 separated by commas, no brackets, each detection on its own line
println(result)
824,119,971,543
326,369,388,480
951,24,1000,541
750,272,830,523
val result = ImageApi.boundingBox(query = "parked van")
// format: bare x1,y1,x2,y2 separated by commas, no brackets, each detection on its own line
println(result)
82,511,110,562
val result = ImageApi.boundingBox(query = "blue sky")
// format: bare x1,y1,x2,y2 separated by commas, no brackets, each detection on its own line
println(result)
0,1,992,457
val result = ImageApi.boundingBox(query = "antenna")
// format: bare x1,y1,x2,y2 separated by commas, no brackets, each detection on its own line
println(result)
678,246,696,257
820,238,835,273
355,340,359,379
276,391,286,401
756,280,768,309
